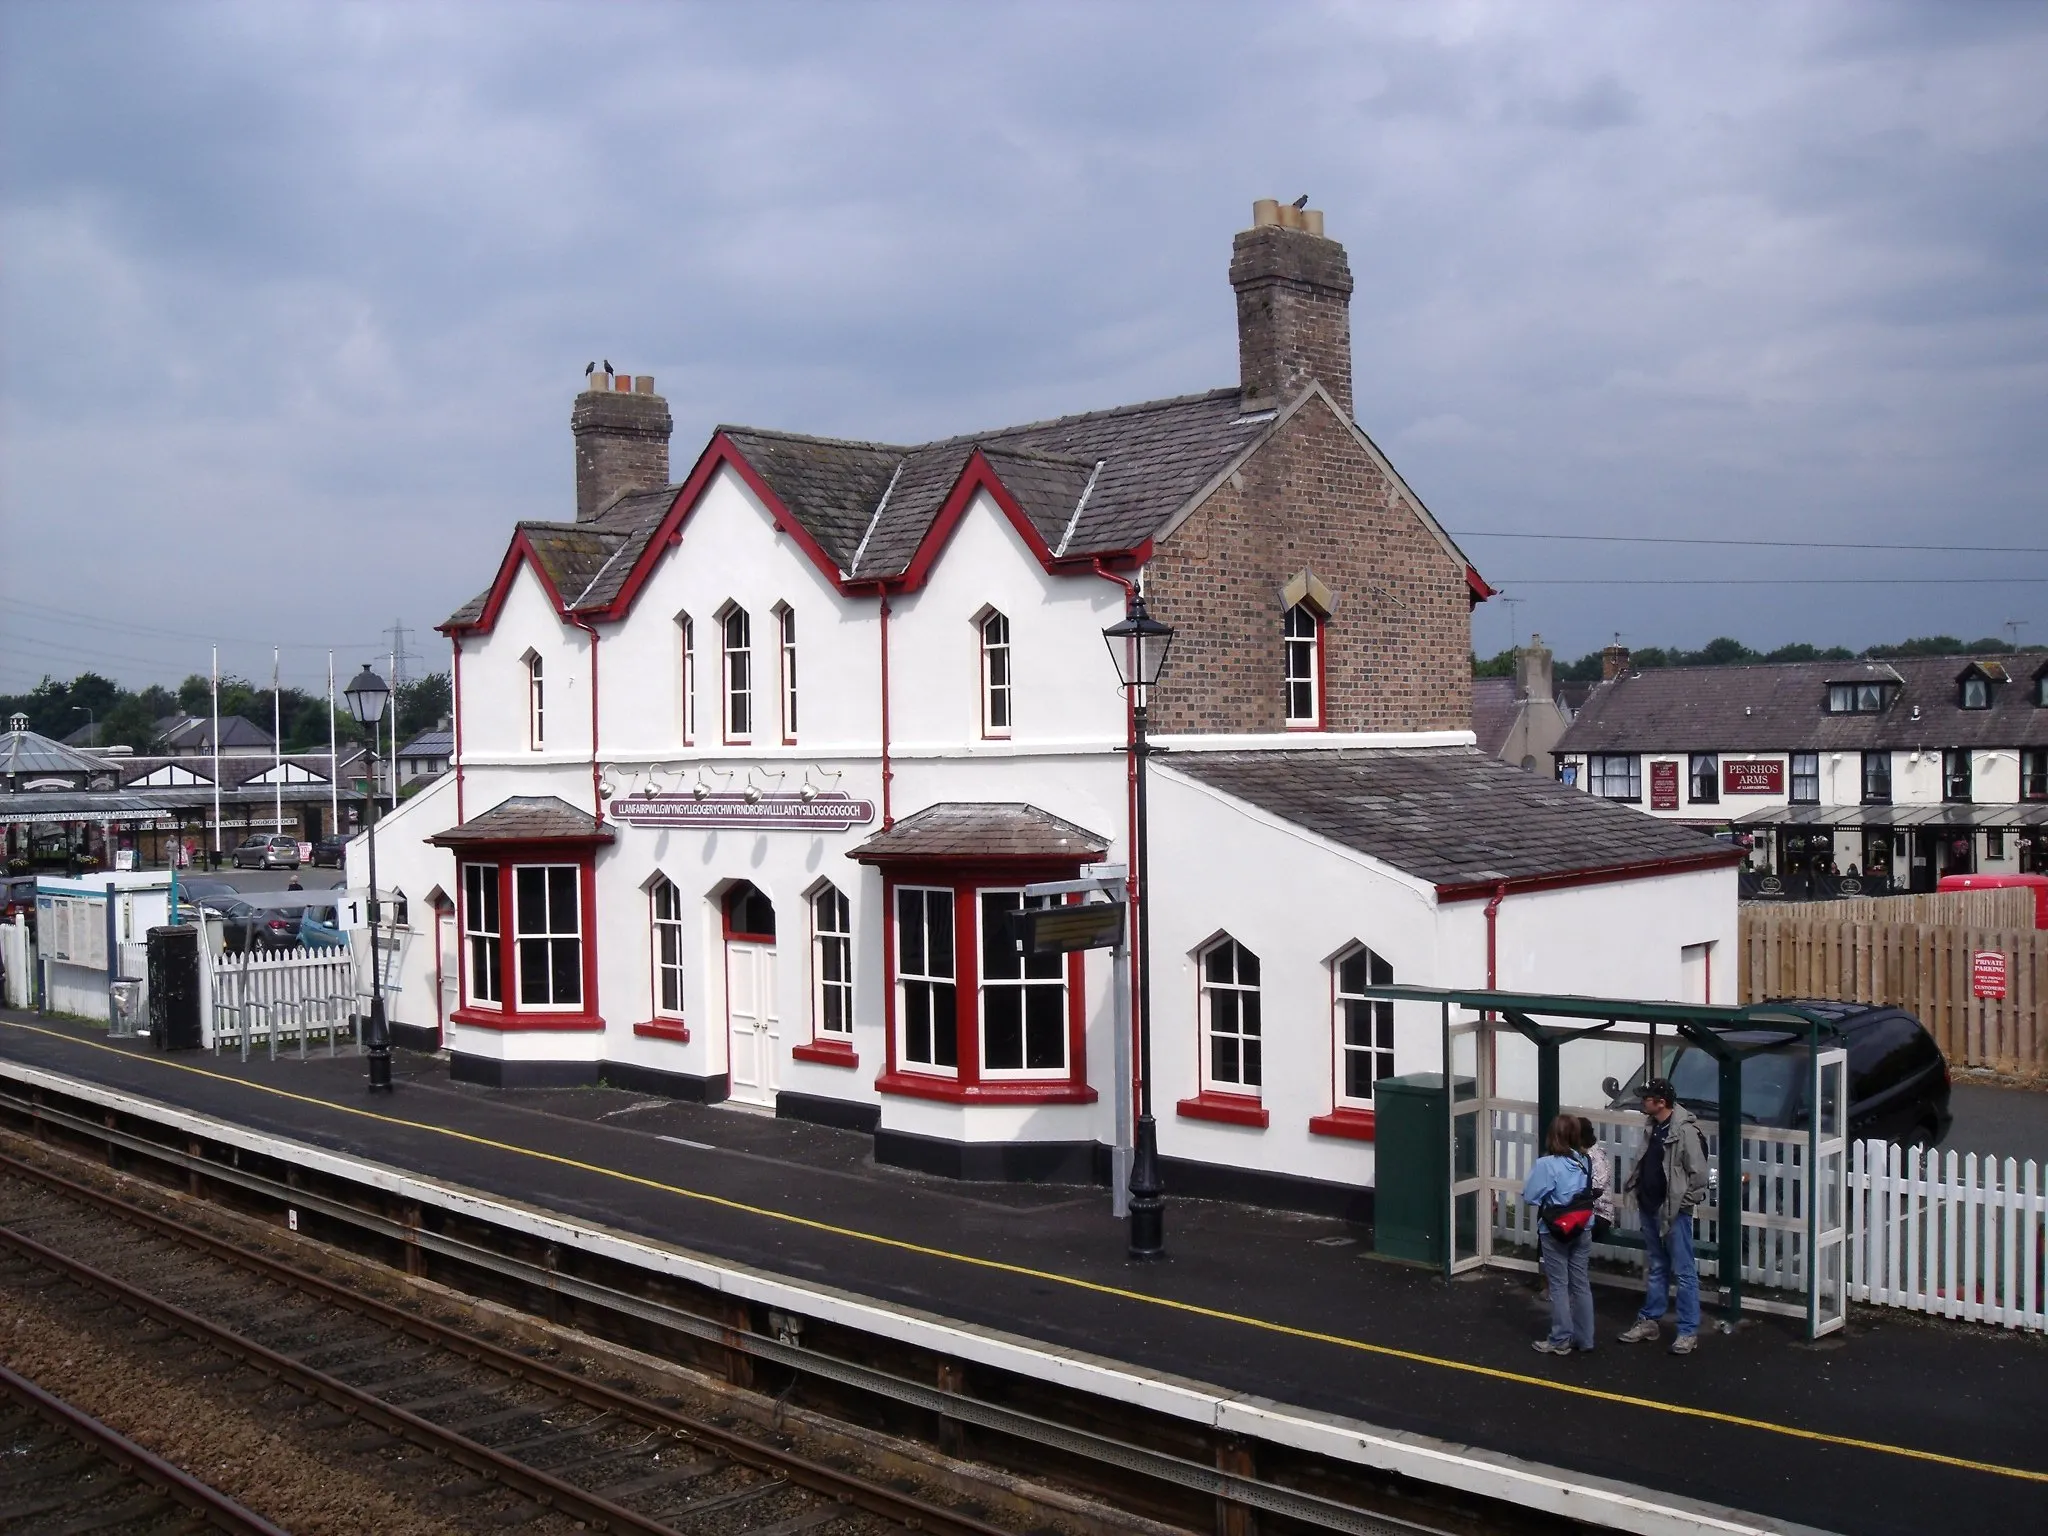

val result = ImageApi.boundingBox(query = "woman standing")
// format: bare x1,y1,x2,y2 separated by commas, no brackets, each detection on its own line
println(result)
1522,1115,1596,1356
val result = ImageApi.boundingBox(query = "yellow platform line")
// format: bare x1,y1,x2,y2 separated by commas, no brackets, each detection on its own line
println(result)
5,1019,2044,1487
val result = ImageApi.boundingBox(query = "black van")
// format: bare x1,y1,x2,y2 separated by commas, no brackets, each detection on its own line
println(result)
1607,1000,1952,1147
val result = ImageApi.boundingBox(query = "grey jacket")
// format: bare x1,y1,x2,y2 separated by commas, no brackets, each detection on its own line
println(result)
1623,1103,1712,1236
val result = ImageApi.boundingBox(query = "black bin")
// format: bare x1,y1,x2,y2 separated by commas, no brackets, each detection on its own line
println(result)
146,925,203,1051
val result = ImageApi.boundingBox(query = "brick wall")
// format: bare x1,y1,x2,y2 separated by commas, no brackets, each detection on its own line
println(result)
1146,398,1472,734
572,388,673,521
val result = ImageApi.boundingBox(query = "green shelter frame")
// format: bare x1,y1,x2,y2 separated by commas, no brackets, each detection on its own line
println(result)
1359,985,1851,1338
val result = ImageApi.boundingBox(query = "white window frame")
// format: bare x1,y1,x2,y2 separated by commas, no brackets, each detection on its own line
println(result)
975,889,1067,1079
1791,751,1821,805
1961,676,1991,710
721,606,752,742
776,603,798,743
462,862,501,1007
980,610,1012,739
1284,603,1321,728
524,652,544,750
894,884,957,1076
1588,753,1641,801
811,883,853,1040
1199,936,1262,1095
651,876,685,1021
1333,944,1395,1107
513,863,582,1011
1688,753,1719,805
678,613,696,746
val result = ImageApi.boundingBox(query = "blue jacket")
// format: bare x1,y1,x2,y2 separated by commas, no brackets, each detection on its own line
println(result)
1522,1152,1590,1209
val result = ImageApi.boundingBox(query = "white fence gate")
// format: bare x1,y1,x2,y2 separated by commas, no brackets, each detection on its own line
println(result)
201,939,362,1060
1849,1141,2048,1332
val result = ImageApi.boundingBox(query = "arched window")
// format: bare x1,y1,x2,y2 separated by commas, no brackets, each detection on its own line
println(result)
677,614,696,745
776,603,799,742
1333,945,1395,1105
650,876,685,1021
980,610,1012,738
721,606,752,741
1200,937,1261,1093
1283,604,1320,727
811,883,852,1040
529,653,546,746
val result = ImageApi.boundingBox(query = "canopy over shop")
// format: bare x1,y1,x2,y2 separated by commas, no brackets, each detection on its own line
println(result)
1360,984,1850,1338
1730,802,2048,894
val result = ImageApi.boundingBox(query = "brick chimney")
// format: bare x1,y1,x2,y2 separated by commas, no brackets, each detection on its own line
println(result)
1601,643,1632,682
1230,199,1354,418
1516,633,1555,703
572,371,672,521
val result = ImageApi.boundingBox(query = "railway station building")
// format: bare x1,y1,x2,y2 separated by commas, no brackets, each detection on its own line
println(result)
361,203,1741,1209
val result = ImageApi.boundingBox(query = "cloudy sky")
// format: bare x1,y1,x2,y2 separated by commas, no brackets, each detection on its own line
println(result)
4,0,2045,695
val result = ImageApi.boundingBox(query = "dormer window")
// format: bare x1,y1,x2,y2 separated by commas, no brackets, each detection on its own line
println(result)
2033,664,2048,708
1826,682,1892,714
1960,676,1991,710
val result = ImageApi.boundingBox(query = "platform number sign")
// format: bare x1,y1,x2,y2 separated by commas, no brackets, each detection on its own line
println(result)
1972,950,2008,1001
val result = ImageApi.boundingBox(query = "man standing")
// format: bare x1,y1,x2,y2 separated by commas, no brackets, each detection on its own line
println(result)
1618,1078,1711,1354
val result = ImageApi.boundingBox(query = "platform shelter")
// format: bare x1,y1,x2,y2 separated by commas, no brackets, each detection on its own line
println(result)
1361,985,1850,1339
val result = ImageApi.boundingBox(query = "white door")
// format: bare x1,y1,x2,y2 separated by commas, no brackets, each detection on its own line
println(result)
725,942,779,1107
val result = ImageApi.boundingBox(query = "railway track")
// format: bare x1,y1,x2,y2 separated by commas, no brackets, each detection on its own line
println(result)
0,1153,1022,1536
0,1358,289,1535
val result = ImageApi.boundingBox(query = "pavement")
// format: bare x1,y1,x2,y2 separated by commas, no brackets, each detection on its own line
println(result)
1,1011,2044,1536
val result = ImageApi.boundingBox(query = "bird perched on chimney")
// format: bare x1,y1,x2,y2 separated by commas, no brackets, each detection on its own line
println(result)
584,361,595,376
603,359,614,377
1292,195,1309,209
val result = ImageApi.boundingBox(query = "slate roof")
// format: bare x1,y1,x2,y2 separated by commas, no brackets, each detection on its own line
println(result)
1557,655,2048,754
156,715,275,754
0,729,111,778
851,802,1111,863
428,795,614,847
1167,748,1741,894
399,730,454,760
1471,678,1519,758
445,387,1279,629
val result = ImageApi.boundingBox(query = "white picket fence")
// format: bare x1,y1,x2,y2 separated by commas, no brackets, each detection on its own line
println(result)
203,942,362,1060
1849,1140,2048,1332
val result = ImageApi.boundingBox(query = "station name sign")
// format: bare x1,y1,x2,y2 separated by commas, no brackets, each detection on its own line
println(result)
1722,759,1785,795
608,791,877,831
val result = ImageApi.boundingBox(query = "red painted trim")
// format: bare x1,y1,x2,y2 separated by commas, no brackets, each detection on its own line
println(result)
568,614,603,820
875,1071,1097,1106
451,637,465,826
878,598,894,829
442,529,576,638
633,1019,691,1042
1175,1091,1270,1128
1435,847,1744,903
451,1005,605,1033
791,1040,859,1068
1466,565,1497,600
1308,1107,1377,1142
452,847,603,1029
1485,882,1506,988
893,450,1059,593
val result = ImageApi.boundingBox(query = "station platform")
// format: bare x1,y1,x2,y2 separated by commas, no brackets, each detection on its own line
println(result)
2,1012,2043,1536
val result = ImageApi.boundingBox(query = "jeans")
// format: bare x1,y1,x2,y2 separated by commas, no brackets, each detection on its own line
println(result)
1638,1209,1700,1334
1540,1226,1594,1349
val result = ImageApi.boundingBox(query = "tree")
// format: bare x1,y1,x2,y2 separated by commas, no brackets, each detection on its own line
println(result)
396,672,452,739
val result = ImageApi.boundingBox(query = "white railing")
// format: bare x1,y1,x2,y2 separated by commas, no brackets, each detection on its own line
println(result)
1849,1141,2047,1332
203,942,361,1060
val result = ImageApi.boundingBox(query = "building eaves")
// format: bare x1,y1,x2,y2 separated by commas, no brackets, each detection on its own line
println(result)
427,794,614,848
850,801,1110,863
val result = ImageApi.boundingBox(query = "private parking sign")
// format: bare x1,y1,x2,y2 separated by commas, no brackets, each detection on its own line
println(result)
1973,950,2008,1001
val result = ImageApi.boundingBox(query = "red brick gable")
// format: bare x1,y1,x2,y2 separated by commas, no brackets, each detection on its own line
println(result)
1146,393,1472,734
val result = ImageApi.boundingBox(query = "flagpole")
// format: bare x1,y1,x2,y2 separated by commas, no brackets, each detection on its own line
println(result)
210,646,222,861
327,650,339,843
272,646,284,835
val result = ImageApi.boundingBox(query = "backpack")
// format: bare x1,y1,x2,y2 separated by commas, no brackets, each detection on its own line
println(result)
1540,1152,1596,1240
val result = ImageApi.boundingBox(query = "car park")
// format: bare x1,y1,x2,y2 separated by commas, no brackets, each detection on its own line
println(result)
176,877,239,904
1607,999,1952,1147
231,834,302,870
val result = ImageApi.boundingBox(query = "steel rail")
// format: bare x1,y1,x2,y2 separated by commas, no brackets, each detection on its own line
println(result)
0,1359,295,1536
0,1094,1449,1536
0,1220,724,1536
0,1148,1017,1536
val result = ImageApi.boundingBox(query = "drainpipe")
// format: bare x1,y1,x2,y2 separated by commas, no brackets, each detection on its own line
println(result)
568,615,604,820
1484,881,1508,1096
878,596,895,829
451,637,466,826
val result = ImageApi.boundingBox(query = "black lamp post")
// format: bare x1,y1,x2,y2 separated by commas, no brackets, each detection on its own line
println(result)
343,664,394,1093
1101,592,1175,1260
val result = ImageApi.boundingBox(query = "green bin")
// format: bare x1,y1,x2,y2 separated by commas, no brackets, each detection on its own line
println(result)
1372,1073,1476,1266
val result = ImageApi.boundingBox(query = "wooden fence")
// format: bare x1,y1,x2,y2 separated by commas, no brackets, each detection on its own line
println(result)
1740,910,2048,1078
1750,886,2037,930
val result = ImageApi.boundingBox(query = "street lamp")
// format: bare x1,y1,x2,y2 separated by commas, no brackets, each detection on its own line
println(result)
1101,592,1174,1259
342,664,394,1093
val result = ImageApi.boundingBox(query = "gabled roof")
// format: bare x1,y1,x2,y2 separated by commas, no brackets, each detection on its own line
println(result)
1168,748,1741,898
1471,677,1520,758
850,802,1110,863
156,715,275,753
116,750,368,791
427,795,614,848
0,728,109,778
1557,653,2048,754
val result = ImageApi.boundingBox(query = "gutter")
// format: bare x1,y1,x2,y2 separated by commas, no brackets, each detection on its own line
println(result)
1437,847,1745,904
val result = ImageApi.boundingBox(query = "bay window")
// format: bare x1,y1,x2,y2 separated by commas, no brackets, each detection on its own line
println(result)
515,864,582,1009
895,886,957,1072
978,891,1066,1075
462,863,500,1006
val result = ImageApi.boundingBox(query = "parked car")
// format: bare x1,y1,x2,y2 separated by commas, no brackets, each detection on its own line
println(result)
1606,999,1952,1148
177,877,239,904
185,898,301,954
231,834,301,870
310,837,349,869
1,875,36,929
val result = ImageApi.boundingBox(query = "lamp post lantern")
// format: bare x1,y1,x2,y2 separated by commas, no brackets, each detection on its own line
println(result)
1101,593,1174,1259
343,664,394,1093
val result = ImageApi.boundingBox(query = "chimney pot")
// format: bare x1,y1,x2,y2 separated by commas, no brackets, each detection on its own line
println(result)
635,375,654,394
1301,208,1324,237
1277,202,1305,230
1252,198,1281,228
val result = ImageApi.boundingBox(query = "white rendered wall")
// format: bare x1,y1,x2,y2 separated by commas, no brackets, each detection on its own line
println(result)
459,563,594,767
